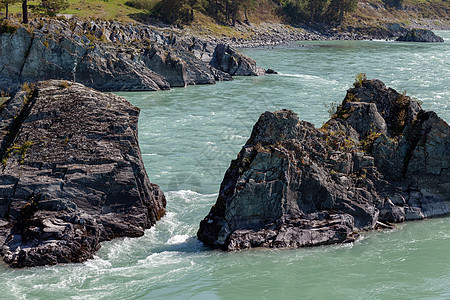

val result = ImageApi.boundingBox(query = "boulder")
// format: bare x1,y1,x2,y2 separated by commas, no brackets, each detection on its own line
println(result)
210,44,266,76
198,79,449,251
396,29,444,42
0,80,166,267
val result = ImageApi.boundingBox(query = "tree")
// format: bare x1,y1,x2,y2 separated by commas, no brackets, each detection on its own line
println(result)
227,0,254,25
307,0,327,23
31,0,69,17
22,0,28,23
326,0,357,24
153,0,194,25
383,0,404,8
1,0,19,20
240,0,255,22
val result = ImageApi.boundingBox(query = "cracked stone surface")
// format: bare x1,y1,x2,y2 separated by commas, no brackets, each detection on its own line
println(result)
0,80,166,267
198,79,449,251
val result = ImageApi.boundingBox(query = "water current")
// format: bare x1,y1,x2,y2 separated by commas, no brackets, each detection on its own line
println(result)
1,31,449,300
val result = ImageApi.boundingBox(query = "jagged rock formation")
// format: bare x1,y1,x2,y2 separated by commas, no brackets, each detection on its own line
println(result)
210,44,265,76
396,29,444,42
0,80,166,267
0,19,263,94
198,79,449,251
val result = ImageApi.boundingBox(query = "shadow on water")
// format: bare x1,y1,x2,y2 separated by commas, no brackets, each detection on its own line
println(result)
152,236,210,254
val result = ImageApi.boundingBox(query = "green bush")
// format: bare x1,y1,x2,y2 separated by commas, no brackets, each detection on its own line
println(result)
125,0,154,10
353,73,367,88
30,0,69,17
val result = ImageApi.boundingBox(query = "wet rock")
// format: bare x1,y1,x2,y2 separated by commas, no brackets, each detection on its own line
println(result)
0,80,166,267
396,29,444,42
198,79,449,251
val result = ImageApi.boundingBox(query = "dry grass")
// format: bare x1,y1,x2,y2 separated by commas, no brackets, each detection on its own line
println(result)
2,0,448,29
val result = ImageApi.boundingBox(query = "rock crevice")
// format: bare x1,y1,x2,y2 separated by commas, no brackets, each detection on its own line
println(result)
198,79,449,251
0,19,264,94
0,80,166,267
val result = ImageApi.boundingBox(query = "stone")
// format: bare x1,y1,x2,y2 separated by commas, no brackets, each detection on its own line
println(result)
0,19,265,94
210,44,266,76
198,79,449,251
396,29,444,42
0,80,166,267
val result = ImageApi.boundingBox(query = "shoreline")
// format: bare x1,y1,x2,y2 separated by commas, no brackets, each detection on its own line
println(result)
181,20,450,49
1,16,448,95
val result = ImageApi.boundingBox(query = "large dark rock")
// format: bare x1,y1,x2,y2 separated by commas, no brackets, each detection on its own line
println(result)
198,79,449,251
210,44,266,76
0,80,166,267
396,29,444,42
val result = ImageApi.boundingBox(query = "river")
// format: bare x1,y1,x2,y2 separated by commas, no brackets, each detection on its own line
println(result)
1,32,449,299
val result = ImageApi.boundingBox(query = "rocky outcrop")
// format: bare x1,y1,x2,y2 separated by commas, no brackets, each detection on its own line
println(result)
210,44,266,76
198,79,449,251
396,29,444,42
0,19,264,94
0,80,166,267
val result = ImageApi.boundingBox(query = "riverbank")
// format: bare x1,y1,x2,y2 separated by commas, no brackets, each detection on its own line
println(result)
0,17,266,94
184,21,450,49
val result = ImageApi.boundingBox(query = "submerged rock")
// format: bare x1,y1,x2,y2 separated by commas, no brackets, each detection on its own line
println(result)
396,29,444,42
0,80,166,267
197,79,449,251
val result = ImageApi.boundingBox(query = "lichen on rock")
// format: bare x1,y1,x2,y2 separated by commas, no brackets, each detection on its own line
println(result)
0,19,265,94
0,80,166,267
197,79,449,251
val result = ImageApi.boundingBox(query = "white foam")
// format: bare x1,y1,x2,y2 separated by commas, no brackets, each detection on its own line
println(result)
277,73,339,84
167,234,190,245
138,251,181,267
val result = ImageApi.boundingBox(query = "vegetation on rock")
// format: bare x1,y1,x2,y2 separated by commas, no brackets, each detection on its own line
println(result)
198,78,449,251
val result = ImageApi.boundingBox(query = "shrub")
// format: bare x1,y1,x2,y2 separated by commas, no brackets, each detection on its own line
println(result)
391,91,410,136
353,73,367,88
0,19,20,34
360,130,382,152
324,101,338,118
125,0,154,10
30,0,69,17
0,93,9,113
59,80,71,88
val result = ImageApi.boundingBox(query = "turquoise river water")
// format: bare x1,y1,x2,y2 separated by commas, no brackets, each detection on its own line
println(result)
1,32,449,299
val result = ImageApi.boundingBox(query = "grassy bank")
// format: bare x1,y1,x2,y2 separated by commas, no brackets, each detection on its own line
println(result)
2,0,449,35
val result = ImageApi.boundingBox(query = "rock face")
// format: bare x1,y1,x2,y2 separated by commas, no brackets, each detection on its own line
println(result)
396,29,444,42
0,19,264,94
0,80,166,267
198,79,449,251
210,44,265,76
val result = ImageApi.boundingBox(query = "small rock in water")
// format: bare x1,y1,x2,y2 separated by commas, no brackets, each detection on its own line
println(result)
265,68,278,74
396,29,444,42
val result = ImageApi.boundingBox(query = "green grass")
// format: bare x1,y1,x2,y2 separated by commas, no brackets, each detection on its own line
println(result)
5,0,158,22
2,0,448,28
